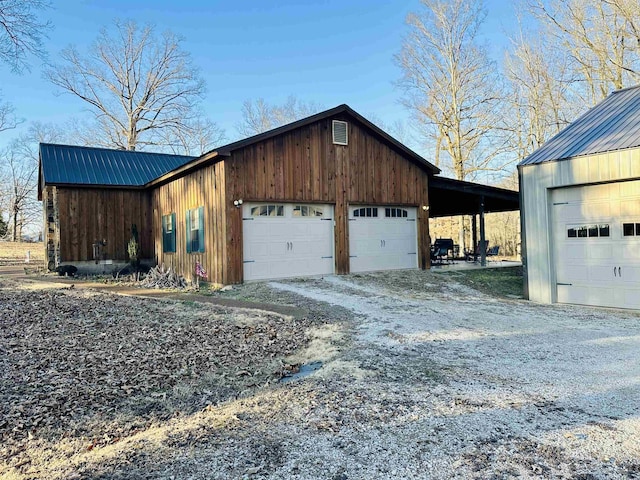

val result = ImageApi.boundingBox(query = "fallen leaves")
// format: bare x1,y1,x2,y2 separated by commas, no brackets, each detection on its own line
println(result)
0,278,314,475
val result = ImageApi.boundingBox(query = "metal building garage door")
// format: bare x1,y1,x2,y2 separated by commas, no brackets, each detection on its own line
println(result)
348,205,417,273
242,203,334,281
551,180,640,308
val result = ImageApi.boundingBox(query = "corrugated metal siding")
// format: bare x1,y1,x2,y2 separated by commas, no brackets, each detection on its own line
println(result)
40,143,195,186
520,85,640,165
519,148,640,304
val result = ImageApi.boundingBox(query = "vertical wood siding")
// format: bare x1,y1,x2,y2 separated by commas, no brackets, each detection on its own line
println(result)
150,115,432,284
57,188,152,262
152,162,228,284
223,116,432,278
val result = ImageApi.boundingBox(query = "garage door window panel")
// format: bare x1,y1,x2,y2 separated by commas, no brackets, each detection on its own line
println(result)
567,224,610,239
353,207,378,217
385,208,408,218
622,223,640,236
293,205,324,217
624,223,634,236
251,205,284,217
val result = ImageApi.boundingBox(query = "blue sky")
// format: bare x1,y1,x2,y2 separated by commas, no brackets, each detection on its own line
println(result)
0,0,519,152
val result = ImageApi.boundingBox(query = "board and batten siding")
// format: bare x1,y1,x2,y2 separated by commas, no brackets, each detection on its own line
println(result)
519,148,640,303
224,115,432,278
152,162,228,285
56,187,152,262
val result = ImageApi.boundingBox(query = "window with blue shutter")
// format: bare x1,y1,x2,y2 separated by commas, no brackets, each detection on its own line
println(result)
186,207,205,253
162,213,176,253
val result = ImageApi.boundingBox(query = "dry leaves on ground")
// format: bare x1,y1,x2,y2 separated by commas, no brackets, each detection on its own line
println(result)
0,278,315,474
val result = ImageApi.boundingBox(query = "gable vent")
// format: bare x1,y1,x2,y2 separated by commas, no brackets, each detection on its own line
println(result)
332,120,348,145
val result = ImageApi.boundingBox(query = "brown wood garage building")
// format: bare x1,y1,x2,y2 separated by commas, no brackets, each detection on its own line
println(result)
39,104,519,283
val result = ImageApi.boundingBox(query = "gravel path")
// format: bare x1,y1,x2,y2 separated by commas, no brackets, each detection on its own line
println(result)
257,273,640,479
3,270,640,479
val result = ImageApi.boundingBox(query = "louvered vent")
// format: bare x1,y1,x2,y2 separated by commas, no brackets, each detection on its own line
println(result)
332,120,348,145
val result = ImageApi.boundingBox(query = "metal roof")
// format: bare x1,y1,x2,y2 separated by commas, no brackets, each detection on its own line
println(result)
429,176,519,217
520,85,640,166
40,143,195,186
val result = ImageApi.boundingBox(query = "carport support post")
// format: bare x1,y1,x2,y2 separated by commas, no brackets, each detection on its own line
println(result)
479,196,486,267
472,215,477,255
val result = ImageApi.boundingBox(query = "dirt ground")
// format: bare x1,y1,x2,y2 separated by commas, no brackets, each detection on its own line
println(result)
0,242,44,267
1,269,640,479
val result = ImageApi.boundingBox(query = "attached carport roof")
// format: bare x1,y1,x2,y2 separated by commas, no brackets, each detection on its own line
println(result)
429,176,519,217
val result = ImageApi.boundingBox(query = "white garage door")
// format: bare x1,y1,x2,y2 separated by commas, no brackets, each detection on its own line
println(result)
243,203,334,281
551,180,640,308
349,205,417,273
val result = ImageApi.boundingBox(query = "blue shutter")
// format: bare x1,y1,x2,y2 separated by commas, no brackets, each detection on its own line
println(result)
170,213,176,253
185,210,192,253
198,206,205,253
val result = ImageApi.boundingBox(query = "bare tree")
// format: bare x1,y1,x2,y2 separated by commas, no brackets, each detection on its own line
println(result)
605,1,640,61
45,20,215,151
0,0,49,140
0,0,51,73
236,96,322,137
2,149,38,241
0,122,64,241
363,113,420,152
529,0,640,104
503,25,576,163
0,96,18,132
396,0,510,250
396,0,508,181
158,116,226,156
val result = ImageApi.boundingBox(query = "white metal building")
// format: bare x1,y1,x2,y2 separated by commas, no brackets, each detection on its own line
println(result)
519,85,640,309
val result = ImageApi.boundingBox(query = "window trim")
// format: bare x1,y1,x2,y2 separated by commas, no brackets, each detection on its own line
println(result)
623,222,640,237
353,207,378,218
293,205,324,217
567,223,610,239
186,206,205,253
385,207,408,218
162,212,176,253
250,204,285,217
332,120,348,145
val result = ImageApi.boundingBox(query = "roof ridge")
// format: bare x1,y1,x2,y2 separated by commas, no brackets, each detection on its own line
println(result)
201,103,439,174
520,84,640,166
611,84,640,94
40,142,195,158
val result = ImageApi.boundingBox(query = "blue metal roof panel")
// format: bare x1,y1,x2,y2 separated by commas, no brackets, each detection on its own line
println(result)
520,85,640,166
39,144,195,186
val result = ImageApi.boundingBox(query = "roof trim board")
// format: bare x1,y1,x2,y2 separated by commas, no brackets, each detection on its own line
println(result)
144,150,228,188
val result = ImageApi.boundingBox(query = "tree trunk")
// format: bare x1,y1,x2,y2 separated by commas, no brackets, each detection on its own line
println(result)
458,216,465,254
12,207,18,242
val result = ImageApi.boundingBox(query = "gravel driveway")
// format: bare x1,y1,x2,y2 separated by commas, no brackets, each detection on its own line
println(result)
5,269,640,479
210,270,640,479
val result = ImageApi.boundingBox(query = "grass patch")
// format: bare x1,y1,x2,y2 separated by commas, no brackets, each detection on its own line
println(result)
447,266,523,298
0,241,44,266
